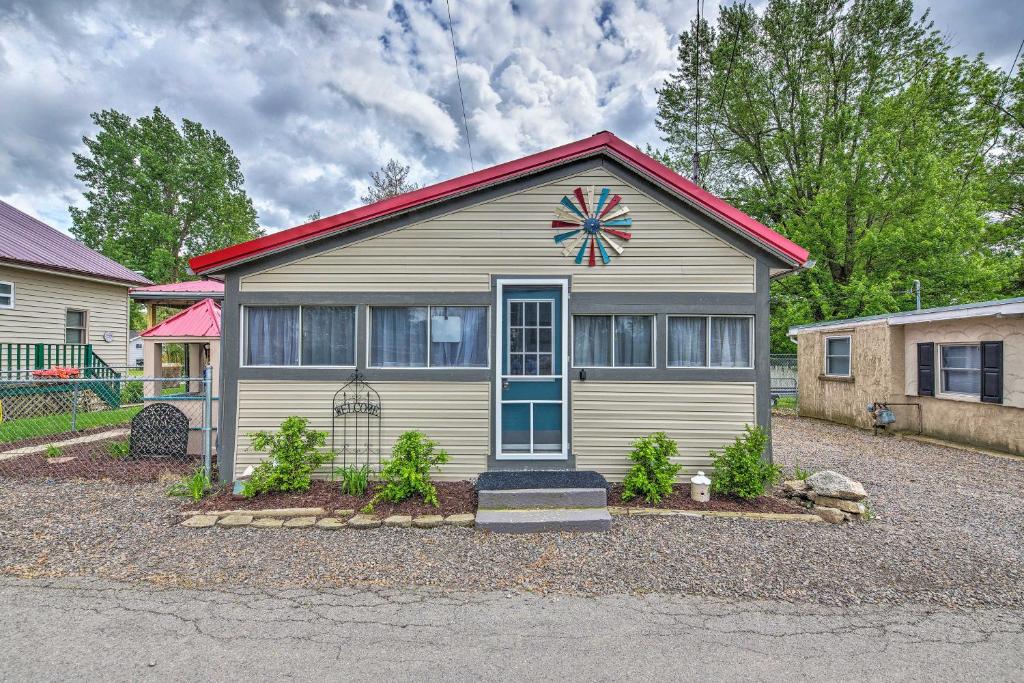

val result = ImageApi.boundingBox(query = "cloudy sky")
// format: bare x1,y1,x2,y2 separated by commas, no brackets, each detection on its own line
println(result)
1,0,1021,235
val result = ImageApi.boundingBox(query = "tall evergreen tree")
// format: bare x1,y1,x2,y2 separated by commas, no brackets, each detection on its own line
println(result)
360,159,419,204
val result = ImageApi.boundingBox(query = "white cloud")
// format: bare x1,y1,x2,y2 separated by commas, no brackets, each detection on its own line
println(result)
0,0,1016,235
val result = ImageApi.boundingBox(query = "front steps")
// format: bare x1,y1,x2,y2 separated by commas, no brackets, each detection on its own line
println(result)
475,470,612,533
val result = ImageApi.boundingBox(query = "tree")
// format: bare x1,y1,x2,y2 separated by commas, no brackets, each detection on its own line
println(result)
656,0,1018,350
70,107,262,284
360,159,419,204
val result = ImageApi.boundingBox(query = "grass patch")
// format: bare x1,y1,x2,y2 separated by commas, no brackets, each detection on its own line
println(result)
0,406,141,444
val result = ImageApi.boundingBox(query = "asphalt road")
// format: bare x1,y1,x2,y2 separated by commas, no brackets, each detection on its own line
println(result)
1,577,1021,682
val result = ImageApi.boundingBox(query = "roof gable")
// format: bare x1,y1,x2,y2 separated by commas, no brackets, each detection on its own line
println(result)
0,201,152,286
190,132,810,275
141,298,222,338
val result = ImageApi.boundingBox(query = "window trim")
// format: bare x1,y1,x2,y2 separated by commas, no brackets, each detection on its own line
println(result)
571,314,656,369
0,280,14,309
367,305,491,370
938,342,982,398
65,308,88,345
240,304,358,368
823,334,852,378
665,314,754,369
506,298,556,377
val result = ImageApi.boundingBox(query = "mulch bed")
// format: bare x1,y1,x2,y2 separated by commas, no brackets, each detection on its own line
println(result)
0,440,200,483
0,425,128,452
185,480,477,517
607,483,806,514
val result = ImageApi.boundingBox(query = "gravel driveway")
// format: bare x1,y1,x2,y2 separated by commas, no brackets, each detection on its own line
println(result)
1,416,1022,608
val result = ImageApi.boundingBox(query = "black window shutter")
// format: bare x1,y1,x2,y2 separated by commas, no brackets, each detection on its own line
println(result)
980,341,1003,404
917,342,934,396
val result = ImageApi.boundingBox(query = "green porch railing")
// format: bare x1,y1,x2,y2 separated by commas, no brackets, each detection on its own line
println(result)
0,342,122,407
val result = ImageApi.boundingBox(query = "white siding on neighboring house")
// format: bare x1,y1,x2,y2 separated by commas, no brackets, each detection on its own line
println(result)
571,381,757,481
234,380,490,480
240,168,756,293
0,264,131,366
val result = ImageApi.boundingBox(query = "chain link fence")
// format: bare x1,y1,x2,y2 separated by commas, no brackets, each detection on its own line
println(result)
770,354,798,409
0,369,214,483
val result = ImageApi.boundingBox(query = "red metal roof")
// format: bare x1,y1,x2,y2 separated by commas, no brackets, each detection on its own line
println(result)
0,200,152,286
131,280,224,294
141,298,221,338
189,131,811,275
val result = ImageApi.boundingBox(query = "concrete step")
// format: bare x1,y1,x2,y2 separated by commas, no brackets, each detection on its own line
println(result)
478,487,607,510
476,507,612,534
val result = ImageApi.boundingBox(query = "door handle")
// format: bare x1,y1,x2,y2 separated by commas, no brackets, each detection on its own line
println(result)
502,378,510,390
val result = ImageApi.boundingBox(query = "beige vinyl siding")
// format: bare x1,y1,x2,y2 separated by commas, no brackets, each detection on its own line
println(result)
241,168,755,293
234,380,489,480
0,265,130,366
572,381,756,481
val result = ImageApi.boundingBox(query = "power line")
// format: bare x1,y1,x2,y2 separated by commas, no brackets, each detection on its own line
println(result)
445,0,475,172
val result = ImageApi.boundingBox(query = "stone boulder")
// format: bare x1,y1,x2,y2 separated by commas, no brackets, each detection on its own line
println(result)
806,470,867,501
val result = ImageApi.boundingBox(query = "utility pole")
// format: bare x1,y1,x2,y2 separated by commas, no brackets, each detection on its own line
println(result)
913,279,921,311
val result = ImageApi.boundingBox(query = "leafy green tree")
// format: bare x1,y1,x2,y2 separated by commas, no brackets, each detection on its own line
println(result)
359,159,419,204
70,107,262,284
656,0,1018,350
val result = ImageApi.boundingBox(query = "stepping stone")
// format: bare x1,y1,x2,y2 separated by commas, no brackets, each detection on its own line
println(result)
251,518,284,529
46,457,76,464
247,507,326,518
413,515,444,529
334,509,356,518
181,515,218,528
383,515,412,528
218,514,254,527
283,516,317,528
316,518,346,530
347,514,382,529
444,513,475,527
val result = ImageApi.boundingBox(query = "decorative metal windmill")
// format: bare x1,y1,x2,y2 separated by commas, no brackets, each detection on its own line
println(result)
551,186,632,266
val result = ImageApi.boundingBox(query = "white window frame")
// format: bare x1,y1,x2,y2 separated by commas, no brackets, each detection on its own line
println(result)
665,315,754,369
0,280,14,309
570,314,657,368
506,298,556,376
366,305,491,370
65,308,88,345
240,304,358,368
823,334,852,377
938,343,981,397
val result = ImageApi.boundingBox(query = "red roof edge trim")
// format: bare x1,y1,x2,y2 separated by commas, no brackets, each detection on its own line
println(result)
190,132,809,274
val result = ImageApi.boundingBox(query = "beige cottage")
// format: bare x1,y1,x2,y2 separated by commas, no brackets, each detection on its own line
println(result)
188,133,812,484
790,298,1024,455
0,200,151,375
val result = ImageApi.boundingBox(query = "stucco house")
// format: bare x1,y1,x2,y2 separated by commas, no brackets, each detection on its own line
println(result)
0,201,152,376
189,132,811,485
789,297,1024,455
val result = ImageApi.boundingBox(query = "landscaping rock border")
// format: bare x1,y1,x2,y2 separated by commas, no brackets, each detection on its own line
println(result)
179,507,476,530
782,470,872,524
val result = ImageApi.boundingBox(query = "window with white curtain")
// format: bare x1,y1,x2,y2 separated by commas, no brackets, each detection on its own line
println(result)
371,306,488,368
244,305,355,366
573,315,653,367
245,306,299,366
667,315,752,368
301,306,356,366
824,336,851,376
940,344,981,394
667,316,707,367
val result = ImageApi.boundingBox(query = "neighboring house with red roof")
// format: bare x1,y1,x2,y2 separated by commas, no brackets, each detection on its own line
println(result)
0,200,152,372
190,132,812,488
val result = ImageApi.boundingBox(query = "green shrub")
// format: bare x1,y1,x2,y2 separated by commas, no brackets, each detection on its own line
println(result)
167,466,213,501
337,464,370,496
108,440,130,459
241,416,329,497
367,431,449,509
621,432,682,504
710,425,781,500
44,444,63,459
120,381,144,404
792,463,811,481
